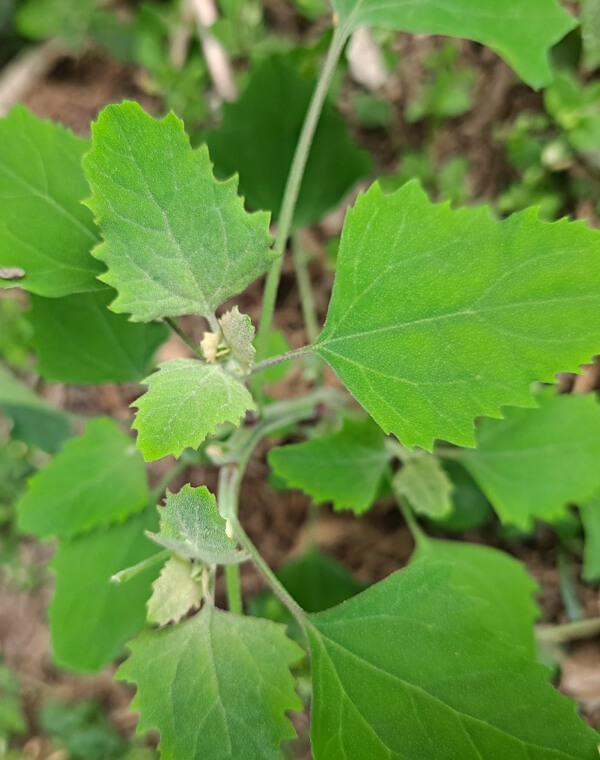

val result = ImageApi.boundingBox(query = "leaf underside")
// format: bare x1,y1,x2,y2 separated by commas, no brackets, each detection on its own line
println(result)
393,454,453,518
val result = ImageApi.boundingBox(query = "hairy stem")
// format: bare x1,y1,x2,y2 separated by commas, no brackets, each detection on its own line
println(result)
251,345,312,375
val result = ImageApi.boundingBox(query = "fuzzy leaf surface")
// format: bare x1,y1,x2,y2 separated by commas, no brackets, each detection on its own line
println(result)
207,56,370,228
149,484,248,564
0,106,102,296
50,506,160,672
268,418,390,514
393,454,453,518
83,101,274,322
331,0,575,88
459,392,600,528
119,606,302,759
315,182,600,450
413,537,538,655
308,563,598,760
29,290,168,383
133,359,255,460
146,555,203,626
581,490,600,583
17,417,148,539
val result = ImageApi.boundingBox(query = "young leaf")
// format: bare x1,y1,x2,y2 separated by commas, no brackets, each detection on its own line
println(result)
331,0,575,89
119,607,302,759
412,537,539,656
148,484,248,564
268,418,390,514
50,506,160,672
146,555,203,626
430,459,491,532
17,417,148,539
201,306,256,374
133,359,255,461
393,454,453,518
28,290,168,384
0,363,71,453
207,55,370,228
459,392,600,528
0,106,102,297
307,563,598,759
314,182,600,451
83,101,274,322
581,490,600,583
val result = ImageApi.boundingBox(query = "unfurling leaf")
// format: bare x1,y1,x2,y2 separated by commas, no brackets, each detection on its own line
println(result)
393,454,453,518
201,306,256,374
146,555,203,626
148,484,248,565
315,182,600,450
83,101,274,322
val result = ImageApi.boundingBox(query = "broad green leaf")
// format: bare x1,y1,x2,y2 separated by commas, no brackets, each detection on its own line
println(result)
314,181,600,450
18,417,148,539
28,290,168,384
0,106,102,297
207,56,370,228
459,392,600,528
331,0,576,89
146,555,203,626
393,454,453,518
148,484,248,564
268,418,390,514
0,363,71,453
580,490,600,583
133,359,255,460
119,606,302,759
50,506,160,672
308,563,598,760
83,101,274,322
413,537,538,655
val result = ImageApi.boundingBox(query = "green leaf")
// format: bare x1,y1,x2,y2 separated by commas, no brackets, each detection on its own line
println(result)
18,417,148,539
459,392,600,528
83,101,274,322
430,459,491,532
146,555,203,626
331,0,576,89
207,55,370,228
0,106,102,297
0,363,71,453
307,562,598,760
28,290,168,384
133,359,255,461
413,537,538,655
393,454,453,518
50,506,160,672
314,181,600,450
268,418,390,514
119,607,302,759
581,490,600,583
148,484,248,564
582,0,600,70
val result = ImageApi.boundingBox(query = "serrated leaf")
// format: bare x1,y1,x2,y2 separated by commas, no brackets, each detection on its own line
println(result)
393,454,453,518
314,181,600,450
17,417,148,539
149,484,248,564
133,359,255,461
413,537,539,655
581,490,600,583
0,106,102,297
207,55,370,228
28,289,168,384
331,0,575,89
83,101,274,322
0,363,71,453
146,555,203,626
307,562,598,760
268,418,390,514
459,392,600,529
119,606,302,759
50,506,160,672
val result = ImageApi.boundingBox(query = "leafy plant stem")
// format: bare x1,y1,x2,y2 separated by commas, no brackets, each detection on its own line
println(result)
398,496,427,546
164,317,203,356
224,564,243,615
292,232,320,344
251,345,312,375
253,24,348,375
537,616,600,644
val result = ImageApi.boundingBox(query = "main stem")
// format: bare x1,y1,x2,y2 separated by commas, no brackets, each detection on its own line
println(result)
254,24,348,374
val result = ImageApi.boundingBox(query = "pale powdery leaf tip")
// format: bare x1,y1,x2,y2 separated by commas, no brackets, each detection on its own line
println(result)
83,100,275,322
146,555,204,626
393,454,453,519
132,358,256,461
315,181,600,451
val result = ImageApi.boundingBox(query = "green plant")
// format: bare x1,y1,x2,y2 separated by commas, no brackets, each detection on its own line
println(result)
3,1,600,757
